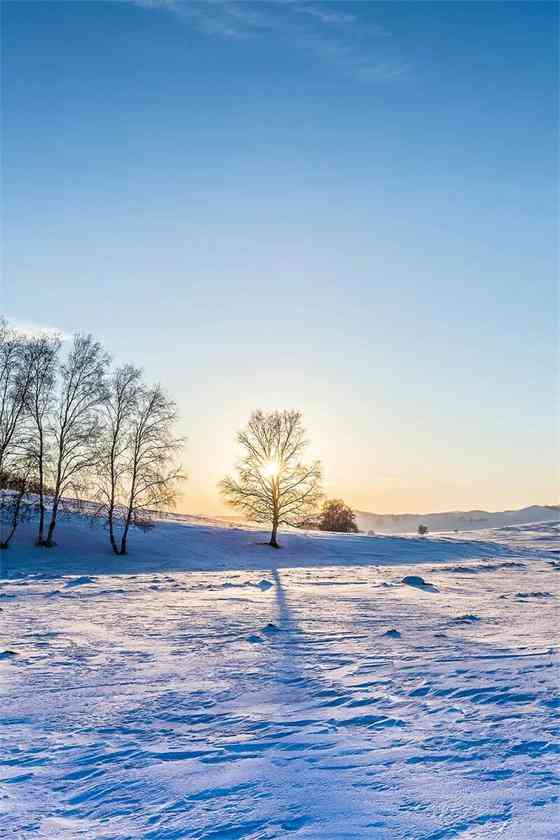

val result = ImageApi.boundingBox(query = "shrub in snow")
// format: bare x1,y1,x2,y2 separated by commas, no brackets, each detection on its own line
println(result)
315,499,359,533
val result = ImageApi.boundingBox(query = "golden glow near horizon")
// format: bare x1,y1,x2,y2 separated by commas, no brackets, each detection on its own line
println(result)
176,396,557,519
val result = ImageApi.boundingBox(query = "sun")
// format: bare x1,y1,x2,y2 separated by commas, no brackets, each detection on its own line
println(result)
262,459,280,477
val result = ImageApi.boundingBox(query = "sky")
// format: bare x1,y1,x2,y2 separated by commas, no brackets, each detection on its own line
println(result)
2,0,558,515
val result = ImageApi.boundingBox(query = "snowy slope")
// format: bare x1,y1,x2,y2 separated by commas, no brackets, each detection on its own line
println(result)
1,517,558,839
0,512,548,578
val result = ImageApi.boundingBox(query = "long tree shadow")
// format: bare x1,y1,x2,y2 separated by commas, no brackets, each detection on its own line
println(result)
264,566,384,832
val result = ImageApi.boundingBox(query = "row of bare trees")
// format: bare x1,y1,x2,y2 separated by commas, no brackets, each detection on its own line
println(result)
0,320,183,553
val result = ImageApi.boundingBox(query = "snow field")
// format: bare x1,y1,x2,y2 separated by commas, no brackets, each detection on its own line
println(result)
1,518,558,838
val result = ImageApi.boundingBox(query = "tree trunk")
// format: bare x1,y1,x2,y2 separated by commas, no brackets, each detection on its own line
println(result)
37,501,45,546
108,433,119,554
119,504,133,556
45,449,63,548
1,520,17,549
36,436,45,545
119,526,129,556
269,519,279,548
269,477,280,548
1,485,26,548
119,465,137,557
108,506,120,555
44,498,59,547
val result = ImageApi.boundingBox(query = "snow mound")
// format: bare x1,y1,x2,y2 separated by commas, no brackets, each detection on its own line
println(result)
452,614,481,624
63,575,96,588
256,579,274,590
246,634,263,644
402,575,439,592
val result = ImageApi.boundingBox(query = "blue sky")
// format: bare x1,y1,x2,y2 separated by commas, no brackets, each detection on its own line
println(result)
3,1,558,514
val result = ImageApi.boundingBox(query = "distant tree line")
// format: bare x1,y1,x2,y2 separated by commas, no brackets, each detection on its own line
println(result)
0,319,184,553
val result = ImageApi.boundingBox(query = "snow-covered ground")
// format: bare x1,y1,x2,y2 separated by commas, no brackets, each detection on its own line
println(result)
1,517,559,839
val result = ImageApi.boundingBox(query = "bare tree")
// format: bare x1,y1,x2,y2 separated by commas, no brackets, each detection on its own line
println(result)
220,410,322,548
95,364,141,555
95,376,184,555
44,334,109,547
0,319,32,476
24,334,61,545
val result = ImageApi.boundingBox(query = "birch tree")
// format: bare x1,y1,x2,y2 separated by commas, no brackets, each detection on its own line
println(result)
44,334,109,547
220,410,322,548
96,375,184,555
95,364,141,555
24,334,61,544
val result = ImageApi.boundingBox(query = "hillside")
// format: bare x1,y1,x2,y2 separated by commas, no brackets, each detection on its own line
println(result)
0,511,532,577
356,504,559,534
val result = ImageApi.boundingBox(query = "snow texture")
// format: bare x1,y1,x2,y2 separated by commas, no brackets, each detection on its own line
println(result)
0,516,558,838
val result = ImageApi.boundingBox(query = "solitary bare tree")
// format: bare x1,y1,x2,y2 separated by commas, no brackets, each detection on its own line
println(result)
24,334,61,544
220,410,322,548
95,375,184,555
44,334,109,547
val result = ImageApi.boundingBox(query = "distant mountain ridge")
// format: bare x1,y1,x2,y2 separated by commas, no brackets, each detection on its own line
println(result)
356,505,559,534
